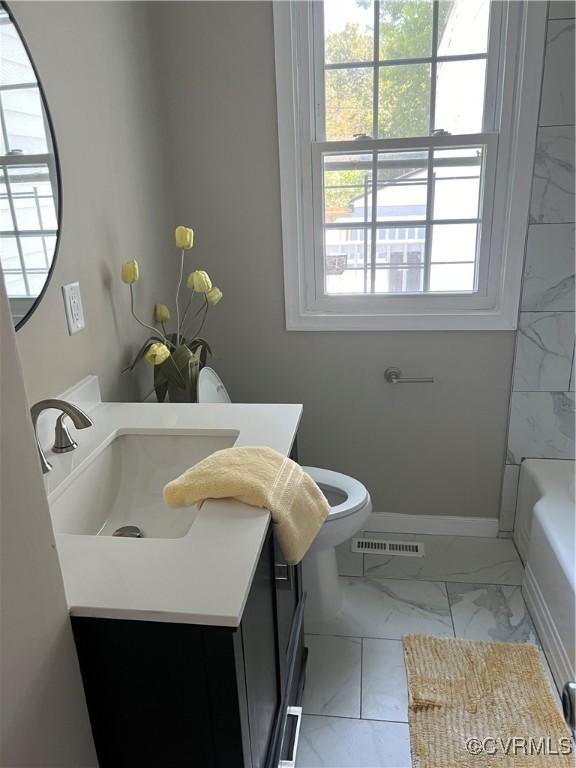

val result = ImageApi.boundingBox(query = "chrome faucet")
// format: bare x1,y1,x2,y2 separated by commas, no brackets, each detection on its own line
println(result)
30,398,94,474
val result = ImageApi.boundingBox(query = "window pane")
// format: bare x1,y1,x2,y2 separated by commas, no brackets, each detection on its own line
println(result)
378,64,430,138
323,153,373,223
431,223,478,263
377,150,428,222
7,165,56,231
379,1,433,60
0,236,21,270
325,227,373,294
438,0,490,56
2,88,48,154
429,263,475,291
374,227,425,293
0,175,14,230
2,270,26,295
27,270,49,294
432,147,482,220
325,67,373,140
0,15,37,86
324,0,374,64
434,59,486,134
21,235,54,269
375,265,426,293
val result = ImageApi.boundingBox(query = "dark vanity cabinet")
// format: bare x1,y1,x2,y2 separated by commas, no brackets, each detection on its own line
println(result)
71,526,306,768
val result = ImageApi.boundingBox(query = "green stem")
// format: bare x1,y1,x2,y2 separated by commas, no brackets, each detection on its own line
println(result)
182,297,207,340
179,293,193,338
191,301,209,340
130,285,172,347
175,249,185,345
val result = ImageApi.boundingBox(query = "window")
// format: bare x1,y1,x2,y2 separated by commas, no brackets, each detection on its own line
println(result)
0,7,58,316
273,0,547,330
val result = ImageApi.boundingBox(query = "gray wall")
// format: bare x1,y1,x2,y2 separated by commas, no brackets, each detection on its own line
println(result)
12,1,178,406
1,276,97,766
500,1,575,530
150,1,516,519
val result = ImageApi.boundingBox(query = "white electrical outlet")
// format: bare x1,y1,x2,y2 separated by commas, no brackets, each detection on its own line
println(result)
62,282,85,335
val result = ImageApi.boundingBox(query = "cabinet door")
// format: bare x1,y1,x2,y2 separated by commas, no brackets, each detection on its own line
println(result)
241,529,281,768
274,537,299,685
72,618,215,767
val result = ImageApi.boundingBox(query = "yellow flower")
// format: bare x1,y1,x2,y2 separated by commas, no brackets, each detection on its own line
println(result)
121,260,139,284
206,286,223,305
175,225,194,250
144,342,171,366
187,270,212,293
153,303,171,323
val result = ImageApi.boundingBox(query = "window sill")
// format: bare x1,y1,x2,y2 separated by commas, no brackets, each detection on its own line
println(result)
285,305,518,332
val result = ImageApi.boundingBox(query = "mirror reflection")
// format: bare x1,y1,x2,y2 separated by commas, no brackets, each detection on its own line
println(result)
0,3,60,327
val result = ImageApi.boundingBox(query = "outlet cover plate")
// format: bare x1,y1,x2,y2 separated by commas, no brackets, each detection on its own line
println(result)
62,282,85,335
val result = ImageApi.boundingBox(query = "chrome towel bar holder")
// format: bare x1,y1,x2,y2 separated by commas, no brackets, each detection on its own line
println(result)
384,366,434,384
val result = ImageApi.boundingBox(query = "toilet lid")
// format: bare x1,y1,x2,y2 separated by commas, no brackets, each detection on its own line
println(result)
303,466,370,520
197,367,231,404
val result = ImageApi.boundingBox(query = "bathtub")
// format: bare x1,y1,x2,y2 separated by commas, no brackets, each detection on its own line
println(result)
515,459,575,693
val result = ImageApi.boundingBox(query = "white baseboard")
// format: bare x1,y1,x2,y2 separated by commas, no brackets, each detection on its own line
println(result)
364,512,499,538
523,563,573,693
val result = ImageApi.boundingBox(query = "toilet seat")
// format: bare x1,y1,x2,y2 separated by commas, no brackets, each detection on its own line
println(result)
303,466,369,521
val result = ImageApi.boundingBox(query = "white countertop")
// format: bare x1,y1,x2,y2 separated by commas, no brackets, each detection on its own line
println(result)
45,393,302,627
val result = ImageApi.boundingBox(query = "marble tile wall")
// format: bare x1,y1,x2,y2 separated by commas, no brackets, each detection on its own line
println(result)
500,3,575,531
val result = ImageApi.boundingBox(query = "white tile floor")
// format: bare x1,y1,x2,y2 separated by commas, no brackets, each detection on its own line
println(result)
296,534,559,768
305,577,454,640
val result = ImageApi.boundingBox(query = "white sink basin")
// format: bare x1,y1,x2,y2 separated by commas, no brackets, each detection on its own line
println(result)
50,430,238,539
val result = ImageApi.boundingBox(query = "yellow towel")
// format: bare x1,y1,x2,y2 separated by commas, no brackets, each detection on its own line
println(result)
163,446,330,564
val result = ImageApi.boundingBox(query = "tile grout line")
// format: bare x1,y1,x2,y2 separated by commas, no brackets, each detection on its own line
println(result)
360,575,523,587
341,570,524,589
307,631,406,643
302,712,410,725
359,636,364,720
304,712,410,725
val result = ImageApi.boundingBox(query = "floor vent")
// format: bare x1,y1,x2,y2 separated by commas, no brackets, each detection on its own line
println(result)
352,538,425,557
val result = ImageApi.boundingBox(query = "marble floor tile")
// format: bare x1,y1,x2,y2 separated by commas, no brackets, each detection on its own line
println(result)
540,19,575,127
296,715,411,768
336,540,363,577
521,224,575,312
303,635,361,718
361,639,408,722
363,533,523,585
513,312,575,392
447,583,539,644
305,577,454,640
507,391,575,463
530,126,575,224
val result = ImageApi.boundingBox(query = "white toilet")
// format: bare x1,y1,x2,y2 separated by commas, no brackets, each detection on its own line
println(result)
197,368,372,621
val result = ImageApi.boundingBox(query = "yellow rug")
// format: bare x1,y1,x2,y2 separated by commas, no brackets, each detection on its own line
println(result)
402,635,573,767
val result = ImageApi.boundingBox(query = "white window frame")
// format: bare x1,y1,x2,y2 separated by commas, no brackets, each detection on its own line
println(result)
273,0,548,331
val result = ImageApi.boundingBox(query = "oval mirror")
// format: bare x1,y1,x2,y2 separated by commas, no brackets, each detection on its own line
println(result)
0,3,60,329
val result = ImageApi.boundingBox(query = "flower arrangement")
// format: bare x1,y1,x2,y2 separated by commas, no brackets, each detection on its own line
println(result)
121,225,222,402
